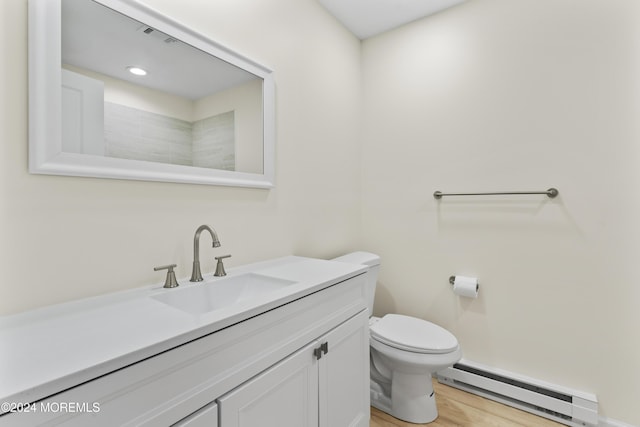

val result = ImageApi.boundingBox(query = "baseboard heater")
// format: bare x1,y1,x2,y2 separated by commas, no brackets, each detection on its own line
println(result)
437,360,598,427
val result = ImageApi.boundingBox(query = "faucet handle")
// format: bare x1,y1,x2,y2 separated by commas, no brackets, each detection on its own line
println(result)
214,255,231,277
154,264,179,288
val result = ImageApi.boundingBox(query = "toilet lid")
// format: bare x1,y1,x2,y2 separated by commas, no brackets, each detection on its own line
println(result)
370,314,458,354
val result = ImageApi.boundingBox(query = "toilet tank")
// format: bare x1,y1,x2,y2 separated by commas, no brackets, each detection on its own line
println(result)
331,252,380,317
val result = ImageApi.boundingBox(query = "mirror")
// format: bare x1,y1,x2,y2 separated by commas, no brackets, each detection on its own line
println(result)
29,0,275,188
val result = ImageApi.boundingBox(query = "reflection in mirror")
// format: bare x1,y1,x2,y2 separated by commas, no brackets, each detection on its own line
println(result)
29,0,275,188
61,0,263,174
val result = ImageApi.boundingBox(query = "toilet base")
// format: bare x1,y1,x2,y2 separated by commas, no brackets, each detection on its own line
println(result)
371,372,438,424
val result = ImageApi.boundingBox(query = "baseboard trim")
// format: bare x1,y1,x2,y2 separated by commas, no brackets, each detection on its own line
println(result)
599,417,639,427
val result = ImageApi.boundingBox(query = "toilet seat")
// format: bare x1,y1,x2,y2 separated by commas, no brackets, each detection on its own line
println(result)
370,314,458,354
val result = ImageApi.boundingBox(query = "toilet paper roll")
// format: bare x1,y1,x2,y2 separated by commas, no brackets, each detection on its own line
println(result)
452,275,479,299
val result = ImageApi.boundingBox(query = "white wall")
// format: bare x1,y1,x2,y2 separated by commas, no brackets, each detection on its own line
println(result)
361,0,640,425
0,0,362,314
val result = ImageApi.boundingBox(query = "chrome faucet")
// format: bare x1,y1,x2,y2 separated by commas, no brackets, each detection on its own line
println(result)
190,224,221,282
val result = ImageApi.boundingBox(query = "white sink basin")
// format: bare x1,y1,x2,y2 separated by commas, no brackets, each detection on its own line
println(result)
152,273,297,314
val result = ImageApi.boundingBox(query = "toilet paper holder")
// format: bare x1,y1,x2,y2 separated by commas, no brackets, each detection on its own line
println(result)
449,275,479,289
449,275,479,298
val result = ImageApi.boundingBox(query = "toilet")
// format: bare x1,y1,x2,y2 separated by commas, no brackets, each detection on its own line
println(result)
332,252,462,424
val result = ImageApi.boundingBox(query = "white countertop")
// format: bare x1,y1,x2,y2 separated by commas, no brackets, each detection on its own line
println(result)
0,256,366,407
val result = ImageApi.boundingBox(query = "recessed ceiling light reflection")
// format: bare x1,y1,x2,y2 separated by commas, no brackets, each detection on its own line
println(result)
126,66,148,76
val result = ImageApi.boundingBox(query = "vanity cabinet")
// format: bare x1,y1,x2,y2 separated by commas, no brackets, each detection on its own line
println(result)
218,310,369,427
0,272,369,427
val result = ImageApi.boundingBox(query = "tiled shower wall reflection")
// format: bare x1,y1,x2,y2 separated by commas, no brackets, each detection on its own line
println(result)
192,111,235,171
104,102,235,170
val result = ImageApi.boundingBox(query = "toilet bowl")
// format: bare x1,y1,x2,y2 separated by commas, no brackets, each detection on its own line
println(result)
332,252,462,424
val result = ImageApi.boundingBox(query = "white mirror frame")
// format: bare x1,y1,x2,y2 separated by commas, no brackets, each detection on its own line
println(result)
29,0,275,188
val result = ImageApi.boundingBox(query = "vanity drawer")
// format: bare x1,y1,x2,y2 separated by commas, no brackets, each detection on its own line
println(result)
173,402,218,427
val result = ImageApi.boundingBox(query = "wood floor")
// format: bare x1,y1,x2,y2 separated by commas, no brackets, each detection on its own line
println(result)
370,380,564,427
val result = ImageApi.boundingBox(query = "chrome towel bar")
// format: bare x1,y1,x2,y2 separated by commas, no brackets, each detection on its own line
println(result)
433,188,559,199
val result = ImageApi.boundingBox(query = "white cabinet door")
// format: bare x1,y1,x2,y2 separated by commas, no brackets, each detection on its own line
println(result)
172,402,218,427
218,342,319,427
318,309,370,427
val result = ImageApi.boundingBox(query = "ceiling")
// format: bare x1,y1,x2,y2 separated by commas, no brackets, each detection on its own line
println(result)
317,0,467,39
